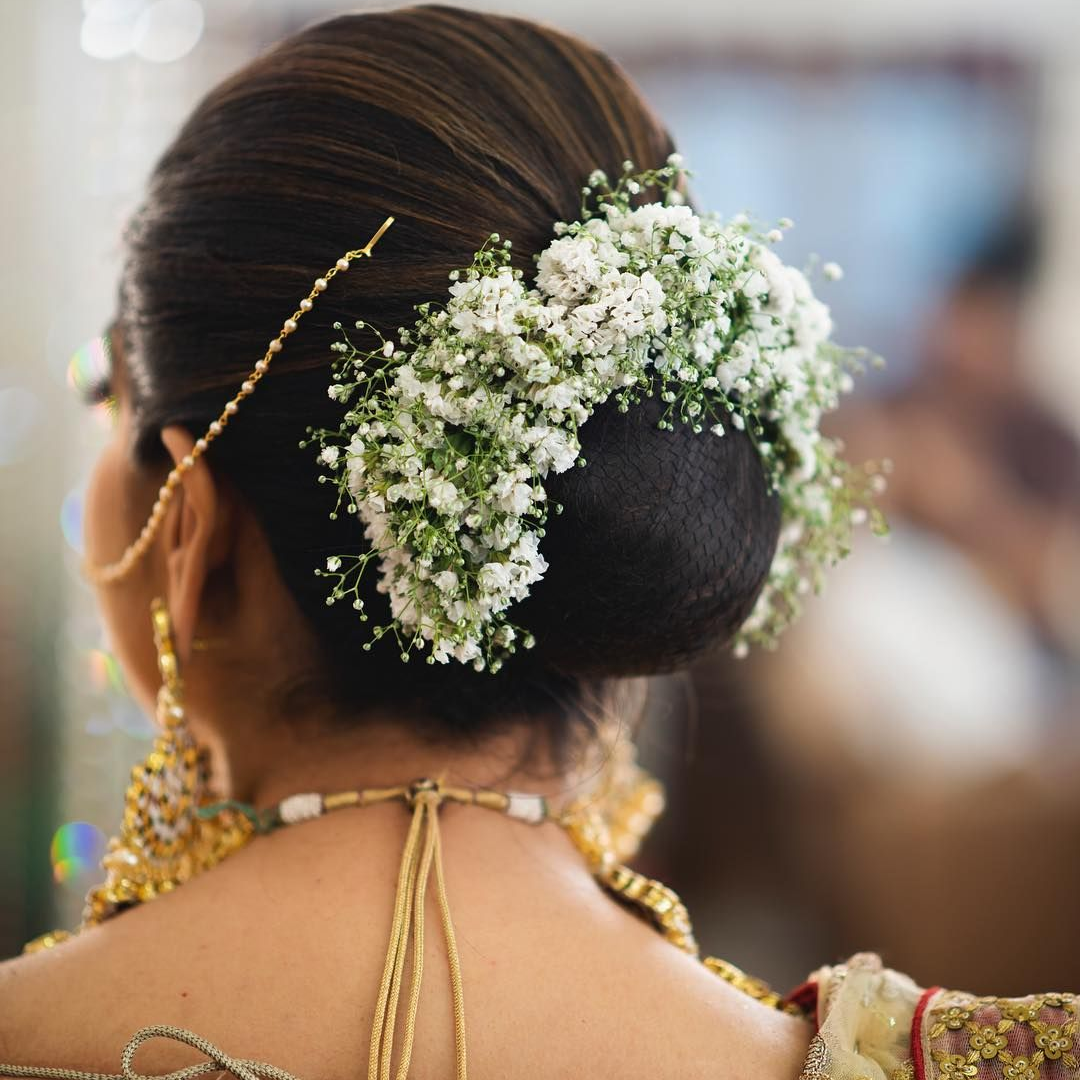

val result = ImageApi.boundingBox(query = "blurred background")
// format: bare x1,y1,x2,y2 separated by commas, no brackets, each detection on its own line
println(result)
2,0,1079,995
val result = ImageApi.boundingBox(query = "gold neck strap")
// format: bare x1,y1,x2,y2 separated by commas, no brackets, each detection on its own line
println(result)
199,777,549,1080
368,782,467,1080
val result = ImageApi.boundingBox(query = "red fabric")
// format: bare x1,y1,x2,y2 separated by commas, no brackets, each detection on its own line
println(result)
912,985,941,1080
783,978,822,1028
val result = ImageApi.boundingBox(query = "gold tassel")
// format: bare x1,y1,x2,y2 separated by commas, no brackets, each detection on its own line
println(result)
368,782,468,1080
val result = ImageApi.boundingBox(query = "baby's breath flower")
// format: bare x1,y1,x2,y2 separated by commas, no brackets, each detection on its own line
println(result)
310,160,882,668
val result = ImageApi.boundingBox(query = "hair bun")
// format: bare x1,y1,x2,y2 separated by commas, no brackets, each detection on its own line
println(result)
517,394,781,677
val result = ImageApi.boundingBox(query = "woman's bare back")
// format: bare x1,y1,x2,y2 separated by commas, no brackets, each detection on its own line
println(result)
0,806,813,1080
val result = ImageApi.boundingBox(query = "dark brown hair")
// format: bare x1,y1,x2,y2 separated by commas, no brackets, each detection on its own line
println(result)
118,5,780,740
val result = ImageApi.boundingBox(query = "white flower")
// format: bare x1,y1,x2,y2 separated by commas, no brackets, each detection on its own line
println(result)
432,569,459,594
822,261,844,281
426,476,463,513
478,561,514,593
314,159,877,668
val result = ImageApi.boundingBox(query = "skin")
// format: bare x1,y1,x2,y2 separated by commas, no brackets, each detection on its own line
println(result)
0,344,814,1078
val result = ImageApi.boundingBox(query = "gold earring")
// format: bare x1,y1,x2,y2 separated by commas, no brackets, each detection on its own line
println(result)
594,731,666,863
76,598,254,929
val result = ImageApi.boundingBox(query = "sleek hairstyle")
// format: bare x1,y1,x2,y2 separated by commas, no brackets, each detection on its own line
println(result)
118,5,781,739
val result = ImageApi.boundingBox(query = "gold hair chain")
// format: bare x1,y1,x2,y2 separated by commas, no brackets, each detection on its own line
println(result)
85,216,395,587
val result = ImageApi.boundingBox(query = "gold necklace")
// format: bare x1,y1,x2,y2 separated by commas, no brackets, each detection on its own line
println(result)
21,600,804,1079
6,774,806,1080
196,774,805,1021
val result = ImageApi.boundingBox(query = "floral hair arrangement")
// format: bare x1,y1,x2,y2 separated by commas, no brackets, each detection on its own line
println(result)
306,158,886,672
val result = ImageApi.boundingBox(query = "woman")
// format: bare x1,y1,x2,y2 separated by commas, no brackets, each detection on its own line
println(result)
0,7,1072,1079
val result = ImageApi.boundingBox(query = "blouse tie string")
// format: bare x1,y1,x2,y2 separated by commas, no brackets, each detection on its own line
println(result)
0,1024,301,1080
367,779,468,1080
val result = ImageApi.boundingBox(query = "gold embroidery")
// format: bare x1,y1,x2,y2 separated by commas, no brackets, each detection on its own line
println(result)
891,1063,915,1080
999,1050,1043,1080
932,1005,976,1037
1000,999,1047,1025
923,992,1080,1080
967,1021,1010,1060
1031,1018,1076,1063
798,1033,831,1080
931,1051,979,1078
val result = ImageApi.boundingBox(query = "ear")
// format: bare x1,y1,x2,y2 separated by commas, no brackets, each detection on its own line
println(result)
159,425,231,662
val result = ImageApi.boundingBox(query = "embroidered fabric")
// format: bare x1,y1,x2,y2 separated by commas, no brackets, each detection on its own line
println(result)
793,952,1079,1080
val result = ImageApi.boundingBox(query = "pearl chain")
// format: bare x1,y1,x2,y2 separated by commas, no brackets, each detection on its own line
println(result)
85,216,394,586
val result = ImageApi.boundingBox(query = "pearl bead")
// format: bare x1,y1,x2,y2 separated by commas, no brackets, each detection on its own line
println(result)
268,339,282,353
195,439,208,452
314,277,328,292
299,298,313,311
279,793,324,824
255,359,269,373
181,454,194,468
240,380,254,394
158,486,169,500
283,319,297,333
209,421,223,435
336,258,350,271
225,401,238,415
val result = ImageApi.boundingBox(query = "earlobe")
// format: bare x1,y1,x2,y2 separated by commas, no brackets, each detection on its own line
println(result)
159,425,221,662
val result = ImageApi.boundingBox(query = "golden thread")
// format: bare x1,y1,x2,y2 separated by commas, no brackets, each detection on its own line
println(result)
84,216,395,587
364,790,468,1080
323,790,361,811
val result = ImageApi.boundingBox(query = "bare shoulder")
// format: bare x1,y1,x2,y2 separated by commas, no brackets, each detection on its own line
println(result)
608,934,815,1080
0,856,358,1076
0,918,152,1070
0,881,262,1072
0,931,99,1065
0,842,815,1080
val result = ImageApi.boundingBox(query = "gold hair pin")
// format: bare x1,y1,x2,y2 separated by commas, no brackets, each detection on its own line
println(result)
85,216,394,587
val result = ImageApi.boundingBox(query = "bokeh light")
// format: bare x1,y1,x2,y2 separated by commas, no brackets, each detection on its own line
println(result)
87,647,126,695
50,821,107,887
133,0,204,63
80,0,204,63
66,335,109,395
67,336,117,430
60,487,86,555
80,10,137,61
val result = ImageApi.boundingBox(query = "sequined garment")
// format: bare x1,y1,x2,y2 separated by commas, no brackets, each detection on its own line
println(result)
791,952,1078,1080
